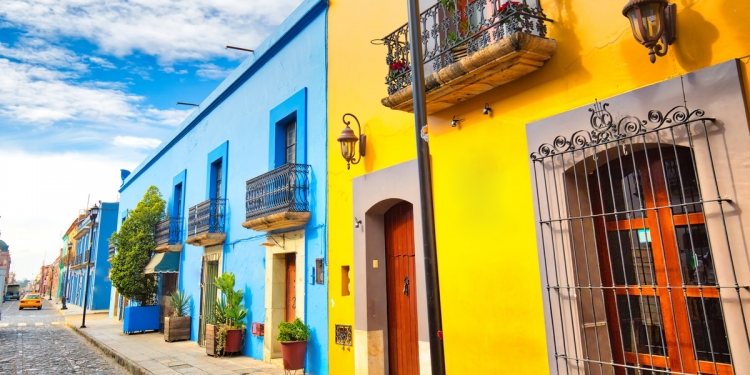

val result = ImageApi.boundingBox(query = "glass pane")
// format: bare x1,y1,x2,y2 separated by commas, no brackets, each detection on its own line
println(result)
597,156,646,222
617,295,668,357
626,365,669,375
607,230,656,286
687,298,731,363
286,121,296,164
675,225,716,286
663,149,702,215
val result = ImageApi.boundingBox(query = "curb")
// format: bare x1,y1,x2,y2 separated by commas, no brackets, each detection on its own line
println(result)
67,323,154,375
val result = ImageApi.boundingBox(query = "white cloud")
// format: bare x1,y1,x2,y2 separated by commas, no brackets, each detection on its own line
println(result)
196,63,232,80
0,58,141,124
0,38,87,71
112,135,162,149
143,107,192,126
87,56,116,69
0,149,133,280
0,0,304,64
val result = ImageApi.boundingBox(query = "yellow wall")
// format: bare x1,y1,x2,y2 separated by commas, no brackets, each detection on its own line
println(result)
328,0,750,374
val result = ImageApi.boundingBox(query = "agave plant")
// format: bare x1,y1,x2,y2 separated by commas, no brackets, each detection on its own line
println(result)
169,290,192,317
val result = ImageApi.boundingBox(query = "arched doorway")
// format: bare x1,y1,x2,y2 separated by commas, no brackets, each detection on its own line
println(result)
384,201,420,375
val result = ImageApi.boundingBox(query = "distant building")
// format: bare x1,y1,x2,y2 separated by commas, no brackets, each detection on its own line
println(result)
69,202,118,310
0,239,11,285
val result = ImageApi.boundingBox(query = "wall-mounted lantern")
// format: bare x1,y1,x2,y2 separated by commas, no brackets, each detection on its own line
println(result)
623,0,676,63
337,114,366,170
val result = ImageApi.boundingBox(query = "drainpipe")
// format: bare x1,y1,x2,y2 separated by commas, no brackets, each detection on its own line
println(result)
406,0,446,374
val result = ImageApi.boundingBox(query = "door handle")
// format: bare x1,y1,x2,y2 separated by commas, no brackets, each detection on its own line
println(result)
403,276,410,296
292,297,296,309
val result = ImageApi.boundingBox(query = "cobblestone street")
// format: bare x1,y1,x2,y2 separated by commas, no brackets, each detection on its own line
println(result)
0,299,128,375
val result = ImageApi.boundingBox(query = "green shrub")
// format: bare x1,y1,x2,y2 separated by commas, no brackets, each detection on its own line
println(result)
277,318,311,342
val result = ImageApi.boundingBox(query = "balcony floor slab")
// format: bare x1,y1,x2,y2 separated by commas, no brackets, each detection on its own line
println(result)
185,233,226,247
382,32,556,114
242,211,311,232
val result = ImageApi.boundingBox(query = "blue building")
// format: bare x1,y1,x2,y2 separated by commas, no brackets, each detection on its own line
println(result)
111,0,328,373
68,202,118,311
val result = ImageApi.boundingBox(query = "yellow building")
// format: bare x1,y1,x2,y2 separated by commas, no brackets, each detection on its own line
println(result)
328,1,750,374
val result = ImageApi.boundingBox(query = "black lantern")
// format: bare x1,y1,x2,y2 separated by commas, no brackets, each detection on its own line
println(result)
89,204,99,222
337,114,366,170
623,0,676,63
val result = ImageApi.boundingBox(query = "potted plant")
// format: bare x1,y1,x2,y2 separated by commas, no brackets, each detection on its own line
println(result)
164,290,192,342
214,272,248,356
277,318,311,372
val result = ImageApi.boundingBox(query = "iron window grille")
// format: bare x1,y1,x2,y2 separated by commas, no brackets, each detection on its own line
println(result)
335,324,353,347
530,102,749,375
381,0,550,95
154,217,183,247
187,198,227,237
245,163,311,222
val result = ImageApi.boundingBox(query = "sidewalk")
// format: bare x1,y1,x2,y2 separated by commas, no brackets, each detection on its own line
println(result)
50,300,286,375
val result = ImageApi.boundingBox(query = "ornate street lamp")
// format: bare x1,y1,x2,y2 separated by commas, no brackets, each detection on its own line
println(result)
81,204,99,329
337,113,366,170
623,0,676,63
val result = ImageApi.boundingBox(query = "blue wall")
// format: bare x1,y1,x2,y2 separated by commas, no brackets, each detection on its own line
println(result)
69,202,117,311
114,0,328,373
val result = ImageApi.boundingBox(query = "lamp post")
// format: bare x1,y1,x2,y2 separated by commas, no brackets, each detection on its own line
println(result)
61,242,72,310
406,0,446,373
81,204,99,329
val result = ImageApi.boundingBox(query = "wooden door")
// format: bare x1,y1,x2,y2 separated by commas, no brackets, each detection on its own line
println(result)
591,147,731,375
285,253,297,322
385,201,420,375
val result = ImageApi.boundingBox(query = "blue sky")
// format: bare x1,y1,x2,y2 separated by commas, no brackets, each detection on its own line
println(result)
0,0,302,280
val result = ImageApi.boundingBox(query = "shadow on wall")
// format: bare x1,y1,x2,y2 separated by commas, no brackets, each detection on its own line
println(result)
674,2,719,72
547,0,590,89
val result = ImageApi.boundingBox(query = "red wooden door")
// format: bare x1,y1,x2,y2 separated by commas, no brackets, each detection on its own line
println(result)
385,202,420,375
285,253,297,323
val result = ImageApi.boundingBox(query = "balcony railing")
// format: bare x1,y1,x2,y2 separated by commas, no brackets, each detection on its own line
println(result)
108,244,115,261
186,199,227,246
154,217,183,251
380,0,554,113
245,163,311,221
242,164,311,232
72,250,91,268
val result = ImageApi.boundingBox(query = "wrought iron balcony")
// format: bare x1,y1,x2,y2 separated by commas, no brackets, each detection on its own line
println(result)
108,244,115,261
154,217,183,252
380,0,556,114
242,163,311,232
185,198,227,246
71,250,91,269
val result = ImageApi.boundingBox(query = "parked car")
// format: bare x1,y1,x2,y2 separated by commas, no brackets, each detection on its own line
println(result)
19,294,42,310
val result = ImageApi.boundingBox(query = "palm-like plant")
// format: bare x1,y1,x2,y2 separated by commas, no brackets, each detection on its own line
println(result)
214,272,248,329
169,290,192,317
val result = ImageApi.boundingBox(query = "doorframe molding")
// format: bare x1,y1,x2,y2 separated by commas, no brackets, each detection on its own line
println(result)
352,159,432,375
263,229,305,362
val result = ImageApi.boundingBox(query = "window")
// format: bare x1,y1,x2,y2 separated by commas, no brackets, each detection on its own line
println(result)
530,102,744,375
174,183,183,218
212,160,223,200
285,120,297,164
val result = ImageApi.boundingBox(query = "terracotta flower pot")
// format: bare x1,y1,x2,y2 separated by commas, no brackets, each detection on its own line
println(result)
280,340,307,370
224,328,243,354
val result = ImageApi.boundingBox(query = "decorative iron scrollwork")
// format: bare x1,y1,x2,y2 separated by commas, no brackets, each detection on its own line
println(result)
381,0,552,95
530,101,709,160
335,324,352,347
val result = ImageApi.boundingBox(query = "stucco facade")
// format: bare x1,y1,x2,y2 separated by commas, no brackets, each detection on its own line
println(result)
113,1,329,373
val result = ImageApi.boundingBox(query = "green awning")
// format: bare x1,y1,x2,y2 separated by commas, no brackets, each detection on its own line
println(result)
144,252,180,274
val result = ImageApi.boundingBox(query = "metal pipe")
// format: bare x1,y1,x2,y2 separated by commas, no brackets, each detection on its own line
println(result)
406,1,446,374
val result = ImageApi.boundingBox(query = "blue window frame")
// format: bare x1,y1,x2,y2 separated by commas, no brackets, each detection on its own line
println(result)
269,88,307,169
